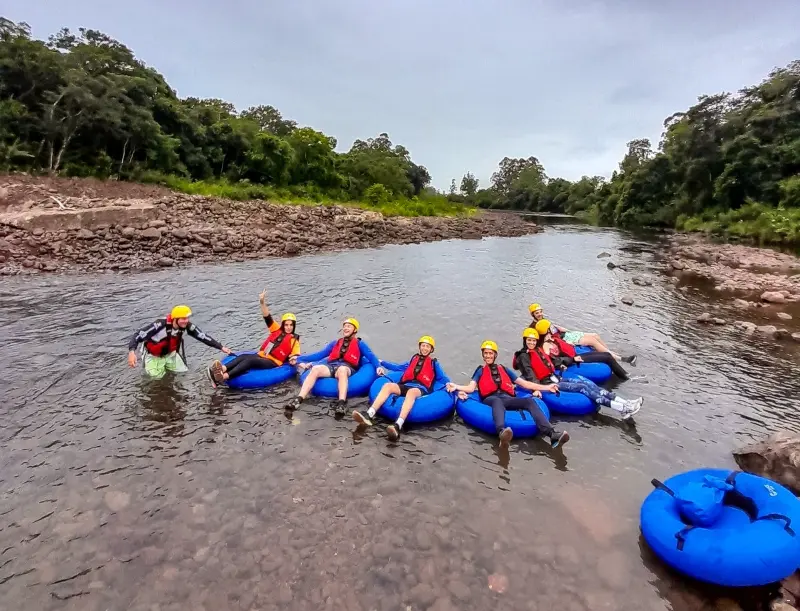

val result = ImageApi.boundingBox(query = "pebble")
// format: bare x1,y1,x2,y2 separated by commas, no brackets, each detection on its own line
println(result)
104,490,130,511
409,582,437,606
621,296,634,305
762,291,787,304
777,312,793,320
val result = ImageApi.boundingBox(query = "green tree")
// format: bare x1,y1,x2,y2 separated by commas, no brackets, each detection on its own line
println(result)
460,172,478,197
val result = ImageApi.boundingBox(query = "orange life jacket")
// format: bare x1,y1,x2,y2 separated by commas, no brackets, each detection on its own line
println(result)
328,336,361,367
259,329,298,364
144,315,182,356
477,364,516,400
400,354,436,393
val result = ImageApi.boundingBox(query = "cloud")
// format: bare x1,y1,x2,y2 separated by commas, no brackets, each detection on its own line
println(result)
7,0,800,189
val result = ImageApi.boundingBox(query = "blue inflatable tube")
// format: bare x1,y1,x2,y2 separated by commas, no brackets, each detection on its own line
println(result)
562,362,611,385
221,351,296,389
539,387,596,415
456,391,551,438
367,371,455,423
299,362,377,398
641,468,800,586
567,345,613,383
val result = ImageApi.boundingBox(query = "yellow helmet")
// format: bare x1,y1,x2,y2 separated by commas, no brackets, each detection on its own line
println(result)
170,305,192,319
522,327,539,340
534,319,552,336
418,335,436,349
281,312,297,322
528,303,542,314
480,340,499,353
344,317,360,332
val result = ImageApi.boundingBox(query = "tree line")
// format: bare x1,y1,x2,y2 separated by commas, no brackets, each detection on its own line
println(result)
455,61,800,244
0,18,438,210
1,18,798,240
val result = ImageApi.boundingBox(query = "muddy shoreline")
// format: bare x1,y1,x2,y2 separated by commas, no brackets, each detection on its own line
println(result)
0,176,541,276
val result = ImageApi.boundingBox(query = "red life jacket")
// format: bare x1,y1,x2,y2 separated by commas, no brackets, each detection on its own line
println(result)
477,364,516,400
550,336,576,358
400,354,436,392
259,330,298,364
529,349,557,382
144,315,183,357
328,336,361,367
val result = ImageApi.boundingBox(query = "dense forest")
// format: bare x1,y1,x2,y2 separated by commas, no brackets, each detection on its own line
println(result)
470,61,800,245
1,18,799,241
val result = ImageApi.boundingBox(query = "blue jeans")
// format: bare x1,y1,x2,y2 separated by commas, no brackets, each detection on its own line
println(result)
558,375,616,407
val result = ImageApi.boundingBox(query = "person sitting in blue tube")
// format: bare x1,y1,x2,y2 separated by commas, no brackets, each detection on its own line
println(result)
514,327,642,419
353,335,449,441
286,318,380,416
446,340,570,449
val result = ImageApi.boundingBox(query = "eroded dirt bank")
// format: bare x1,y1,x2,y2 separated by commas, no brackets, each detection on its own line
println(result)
0,176,540,275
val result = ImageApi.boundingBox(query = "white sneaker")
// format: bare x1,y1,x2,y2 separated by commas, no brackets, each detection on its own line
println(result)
621,400,642,420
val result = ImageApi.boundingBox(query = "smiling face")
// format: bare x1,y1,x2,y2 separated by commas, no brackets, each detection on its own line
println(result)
482,349,497,365
174,317,190,329
342,322,356,337
419,342,433,356
282,320,295,333
532,308,544,321
525,336,537,350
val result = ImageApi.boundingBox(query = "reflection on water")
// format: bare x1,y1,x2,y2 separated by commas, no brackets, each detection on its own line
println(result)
1,227,799,610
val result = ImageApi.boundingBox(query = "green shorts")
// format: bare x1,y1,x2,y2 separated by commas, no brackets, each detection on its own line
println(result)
562,331,585,345
143,351,188,378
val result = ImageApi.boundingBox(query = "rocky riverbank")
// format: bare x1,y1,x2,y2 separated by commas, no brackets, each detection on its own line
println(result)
666,234,800,299
0,176,540,275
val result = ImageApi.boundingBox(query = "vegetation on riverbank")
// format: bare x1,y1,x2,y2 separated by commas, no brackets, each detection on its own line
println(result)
0,19,470,217
460,61,800,246
2,17,797,233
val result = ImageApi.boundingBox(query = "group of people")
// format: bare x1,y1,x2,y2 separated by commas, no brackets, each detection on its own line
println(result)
127,295,642,448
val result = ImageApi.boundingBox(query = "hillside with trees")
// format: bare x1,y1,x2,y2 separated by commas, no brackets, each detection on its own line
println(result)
1,18,798,239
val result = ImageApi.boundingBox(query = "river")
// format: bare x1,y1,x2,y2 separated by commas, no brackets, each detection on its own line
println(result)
2,224,799,611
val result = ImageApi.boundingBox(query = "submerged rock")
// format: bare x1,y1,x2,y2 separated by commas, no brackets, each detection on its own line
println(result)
597,252,611,258
762,291,787,304
733,432,800,495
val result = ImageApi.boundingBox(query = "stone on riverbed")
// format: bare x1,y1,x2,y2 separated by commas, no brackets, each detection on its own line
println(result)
597,252,611,258
762,291,787,304
621,296,634,305
732,432,800,495
734,321,757,334
777,312,793,320
697,313,712,323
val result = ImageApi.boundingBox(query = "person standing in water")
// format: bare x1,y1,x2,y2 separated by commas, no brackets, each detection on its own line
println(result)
353,335,449,441
127,305,231,378
287,318,380,416
446,340,570,449
207,288,300,387
513,328,642,419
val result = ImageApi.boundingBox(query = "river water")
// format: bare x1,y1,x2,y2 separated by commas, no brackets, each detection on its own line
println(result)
2,225,799,611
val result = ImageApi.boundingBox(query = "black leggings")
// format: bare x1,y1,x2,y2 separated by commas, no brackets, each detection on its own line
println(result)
225,353,277,379
578,351,628,380
485,395,554,437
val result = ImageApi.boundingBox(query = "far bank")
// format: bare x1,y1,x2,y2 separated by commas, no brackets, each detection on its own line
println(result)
0,176,540,276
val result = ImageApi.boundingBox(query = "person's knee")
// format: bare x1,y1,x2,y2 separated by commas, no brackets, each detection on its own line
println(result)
407,388,422,400
335,367,350,380
309,365,326,377
386,383,400,395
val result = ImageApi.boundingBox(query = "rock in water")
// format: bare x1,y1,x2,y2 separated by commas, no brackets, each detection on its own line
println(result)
733,433,800,495
607,261,617,270
597,252,611,258
621,296,634,305
697,313,712,323
777,312,793,320
761,291,787,304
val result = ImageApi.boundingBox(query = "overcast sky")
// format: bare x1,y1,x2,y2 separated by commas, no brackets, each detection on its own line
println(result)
6,1,800,190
